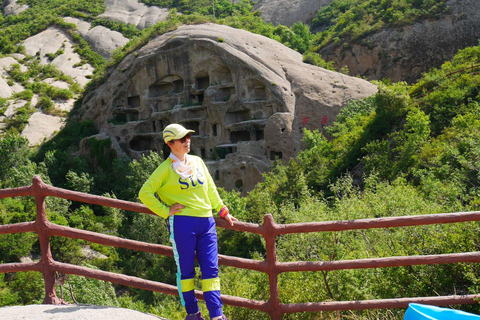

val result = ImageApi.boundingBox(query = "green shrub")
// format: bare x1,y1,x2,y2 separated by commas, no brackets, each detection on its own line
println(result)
303,51,335,70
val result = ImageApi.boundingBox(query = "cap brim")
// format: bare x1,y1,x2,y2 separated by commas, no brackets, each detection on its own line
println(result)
164,129,195,142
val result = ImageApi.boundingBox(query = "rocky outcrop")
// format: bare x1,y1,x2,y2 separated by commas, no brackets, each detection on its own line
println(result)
99,0,170,30
64,17,130,59
2,0,28,17
318,0,480,83
78,23,376,195
22,26,95,87
253,0,333,27
20,113,65,146
0,28,94,145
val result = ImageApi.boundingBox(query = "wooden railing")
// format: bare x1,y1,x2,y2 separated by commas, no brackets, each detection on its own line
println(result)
1,175,480,319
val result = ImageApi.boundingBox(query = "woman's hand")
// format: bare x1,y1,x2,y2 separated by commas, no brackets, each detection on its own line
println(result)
224,213,238,226
169,203,185,216
218,206,237,226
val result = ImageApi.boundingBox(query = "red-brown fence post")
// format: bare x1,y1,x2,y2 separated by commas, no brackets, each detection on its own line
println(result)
263,214,283,320
32,175,62,304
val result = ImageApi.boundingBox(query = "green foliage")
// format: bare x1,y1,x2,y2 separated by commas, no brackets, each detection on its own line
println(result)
272,22,313,54
5,61,77,119
0,202,36,262
0,98,9,116
2,271,44,305
45,48,64,61
34,120,97,160
302,51,335,70
58,268,119,306
216,188,264,258
411,45,480,135
140,0,253,18
85,137,117,170
13,89,34,101
362,107,431,180
0,134,36,187
116,151,164,201
412,112,480,208
91,18,142,39
35,95,54,113
4,102,35,134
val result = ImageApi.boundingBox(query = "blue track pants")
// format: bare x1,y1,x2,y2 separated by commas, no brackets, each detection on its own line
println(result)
168,215,223,318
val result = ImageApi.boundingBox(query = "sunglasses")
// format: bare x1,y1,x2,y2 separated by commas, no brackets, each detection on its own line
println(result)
174,134,191,143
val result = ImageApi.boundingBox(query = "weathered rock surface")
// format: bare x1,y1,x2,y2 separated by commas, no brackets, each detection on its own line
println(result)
20,112,65,146
78,23,376,194
99,0,170,30
22,26,95,87
318,0,480,83
252,0,333,26
0,77,13,99
0,304,167,320
2,0,28,17
0,56,25,98
0,28,90,145
64,17,130,59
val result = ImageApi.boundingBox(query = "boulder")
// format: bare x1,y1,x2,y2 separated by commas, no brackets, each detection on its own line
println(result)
83,26,130,59
78,23,377,195
64,17,130,59
99,0,170,30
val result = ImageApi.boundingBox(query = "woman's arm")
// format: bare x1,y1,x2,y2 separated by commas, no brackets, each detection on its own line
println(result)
139,165,170,219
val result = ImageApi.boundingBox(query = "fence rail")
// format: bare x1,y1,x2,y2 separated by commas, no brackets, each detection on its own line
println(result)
1,176,480,319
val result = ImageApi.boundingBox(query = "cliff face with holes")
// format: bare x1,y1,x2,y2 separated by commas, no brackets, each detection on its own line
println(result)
78,23,377,195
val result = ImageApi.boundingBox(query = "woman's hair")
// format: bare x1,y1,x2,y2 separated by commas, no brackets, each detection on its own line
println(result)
162,141,171,158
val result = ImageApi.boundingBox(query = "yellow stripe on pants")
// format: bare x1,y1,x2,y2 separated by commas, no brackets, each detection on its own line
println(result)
180,278,195,292
202,277,220,292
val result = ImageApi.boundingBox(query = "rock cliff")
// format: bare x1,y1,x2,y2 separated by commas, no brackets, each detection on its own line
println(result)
252,0,333,27
318,0,480,83
78,23,377,195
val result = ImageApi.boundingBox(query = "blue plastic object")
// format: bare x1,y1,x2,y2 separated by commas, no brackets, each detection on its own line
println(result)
404,303,480,320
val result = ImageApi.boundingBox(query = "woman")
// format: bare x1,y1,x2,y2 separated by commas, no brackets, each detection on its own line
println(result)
139,123,237,320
